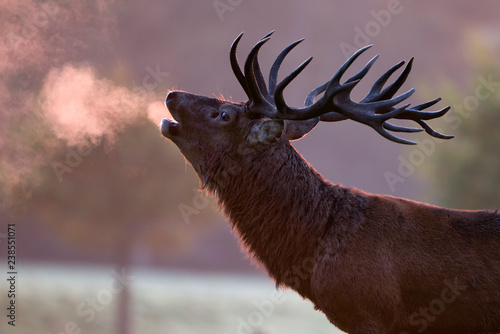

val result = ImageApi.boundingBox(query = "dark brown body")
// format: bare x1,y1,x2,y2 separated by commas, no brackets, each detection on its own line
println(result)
161,33,500,333
214,134,500,333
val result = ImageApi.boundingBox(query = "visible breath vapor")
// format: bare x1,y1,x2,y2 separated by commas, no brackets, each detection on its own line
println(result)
41,64,153,147
0,0,168,209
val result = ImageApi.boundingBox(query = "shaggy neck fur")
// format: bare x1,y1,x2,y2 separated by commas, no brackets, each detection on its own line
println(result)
201,140,366,297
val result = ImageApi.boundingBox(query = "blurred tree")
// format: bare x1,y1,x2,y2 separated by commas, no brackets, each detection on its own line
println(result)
421,36,500,210
29,117,219,334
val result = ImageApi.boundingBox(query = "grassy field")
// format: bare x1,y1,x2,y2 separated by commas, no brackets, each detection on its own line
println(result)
0,263,344,334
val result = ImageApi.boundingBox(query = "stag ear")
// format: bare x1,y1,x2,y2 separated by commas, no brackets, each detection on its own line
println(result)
247,119,284,148
284,118,320,140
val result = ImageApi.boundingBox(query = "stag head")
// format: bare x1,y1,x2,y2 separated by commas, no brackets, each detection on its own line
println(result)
161,31,452,184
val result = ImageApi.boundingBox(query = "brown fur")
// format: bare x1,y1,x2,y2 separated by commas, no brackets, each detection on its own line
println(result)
161,91,500,333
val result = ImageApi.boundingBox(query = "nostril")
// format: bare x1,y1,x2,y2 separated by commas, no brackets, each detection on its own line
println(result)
165,91,176,105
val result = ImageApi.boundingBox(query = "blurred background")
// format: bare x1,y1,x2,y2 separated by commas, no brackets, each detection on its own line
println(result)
0,0,499,333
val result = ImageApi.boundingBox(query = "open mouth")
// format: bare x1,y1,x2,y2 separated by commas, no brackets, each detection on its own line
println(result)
160,118,180,138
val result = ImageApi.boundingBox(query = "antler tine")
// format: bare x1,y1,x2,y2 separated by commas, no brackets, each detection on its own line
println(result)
252,31,275,103
376,123,420,145
230,32,249,97
411,97,442,110
243,36,277,115
362,60,407,103
269,39,305,95
415,118,454,139
378,58,414,103
273,56,316,119
305,82,327,106
261,31,275,39
401,105,450,120
345,54,379,84
325,45,373,93
383,122,423,133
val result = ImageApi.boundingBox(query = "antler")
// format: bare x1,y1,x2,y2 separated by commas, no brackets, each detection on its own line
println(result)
230,32,453,145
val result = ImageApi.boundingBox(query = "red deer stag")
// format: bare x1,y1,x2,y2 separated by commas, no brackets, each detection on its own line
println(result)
160,32,500,333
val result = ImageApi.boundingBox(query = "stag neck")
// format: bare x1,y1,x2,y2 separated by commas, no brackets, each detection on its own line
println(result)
209,141,353,293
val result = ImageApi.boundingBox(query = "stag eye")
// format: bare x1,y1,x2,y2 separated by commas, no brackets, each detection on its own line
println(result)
220,111,229,121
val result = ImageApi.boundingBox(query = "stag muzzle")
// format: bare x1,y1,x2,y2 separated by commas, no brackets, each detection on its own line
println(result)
160,118,179,138
161,92,181,138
